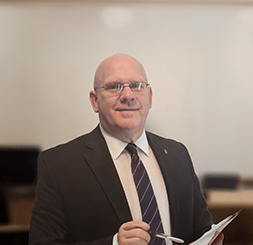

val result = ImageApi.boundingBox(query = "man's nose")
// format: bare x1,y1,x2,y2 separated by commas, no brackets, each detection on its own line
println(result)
119,86,136,103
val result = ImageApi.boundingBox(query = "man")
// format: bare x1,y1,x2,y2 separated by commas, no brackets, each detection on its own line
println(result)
29,54,223,245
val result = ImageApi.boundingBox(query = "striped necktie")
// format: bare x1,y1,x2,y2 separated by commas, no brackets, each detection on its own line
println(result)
125,143,165,245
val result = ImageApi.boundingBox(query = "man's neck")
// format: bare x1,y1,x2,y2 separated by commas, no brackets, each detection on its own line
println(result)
99,124,144,143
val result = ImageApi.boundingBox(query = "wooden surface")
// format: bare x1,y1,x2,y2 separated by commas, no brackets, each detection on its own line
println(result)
206,186,253,245
206,189,253,208
0,224,29,233
6,196,35,225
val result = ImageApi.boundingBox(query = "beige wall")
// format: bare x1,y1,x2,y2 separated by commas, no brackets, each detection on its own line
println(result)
0,2,253,176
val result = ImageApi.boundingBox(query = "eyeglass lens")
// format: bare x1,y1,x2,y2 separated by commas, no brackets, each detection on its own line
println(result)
106,82,147,93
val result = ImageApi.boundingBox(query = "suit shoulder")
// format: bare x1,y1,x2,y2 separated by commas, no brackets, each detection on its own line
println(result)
42,135,85,154
146,131,186,150
41,126,102,157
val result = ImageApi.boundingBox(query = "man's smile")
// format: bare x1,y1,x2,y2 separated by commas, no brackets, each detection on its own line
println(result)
116,108,139,111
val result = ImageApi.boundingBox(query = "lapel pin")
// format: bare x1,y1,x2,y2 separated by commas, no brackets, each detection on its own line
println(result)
164,149,168,154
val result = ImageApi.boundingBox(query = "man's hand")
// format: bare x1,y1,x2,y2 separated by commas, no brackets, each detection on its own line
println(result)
118,221,151,245
211,233,224,245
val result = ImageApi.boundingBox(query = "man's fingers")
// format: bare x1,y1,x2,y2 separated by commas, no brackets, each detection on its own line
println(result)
121,221,150,231
118,221,151,245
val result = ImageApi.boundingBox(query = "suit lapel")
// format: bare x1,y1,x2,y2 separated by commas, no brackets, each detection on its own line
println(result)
147,132,180,235
82,126,132,224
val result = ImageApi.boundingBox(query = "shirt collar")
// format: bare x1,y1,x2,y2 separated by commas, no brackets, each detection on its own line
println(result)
99,124,149,160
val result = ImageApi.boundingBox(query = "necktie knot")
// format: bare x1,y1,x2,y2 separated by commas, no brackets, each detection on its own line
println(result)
125,143,138,156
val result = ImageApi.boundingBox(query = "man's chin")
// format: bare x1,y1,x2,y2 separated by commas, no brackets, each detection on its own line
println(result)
118,110,138,118
116,121,142,133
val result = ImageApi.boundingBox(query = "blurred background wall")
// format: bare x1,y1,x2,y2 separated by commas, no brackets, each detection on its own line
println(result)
0,0,253,178
1,1,253,244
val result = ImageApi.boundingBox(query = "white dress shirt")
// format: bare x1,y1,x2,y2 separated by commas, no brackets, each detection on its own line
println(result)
100,125,172,245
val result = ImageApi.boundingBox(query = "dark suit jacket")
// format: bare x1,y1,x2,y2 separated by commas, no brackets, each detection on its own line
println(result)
29,125,212,245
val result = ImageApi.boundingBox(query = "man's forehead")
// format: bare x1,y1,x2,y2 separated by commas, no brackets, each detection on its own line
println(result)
94,54,148,86
102,69,147,83
105,61,146,78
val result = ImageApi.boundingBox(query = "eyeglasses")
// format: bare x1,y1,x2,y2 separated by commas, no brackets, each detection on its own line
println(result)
95,82,150,94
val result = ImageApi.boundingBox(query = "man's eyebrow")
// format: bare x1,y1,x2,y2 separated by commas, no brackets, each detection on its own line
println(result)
106,80,144,84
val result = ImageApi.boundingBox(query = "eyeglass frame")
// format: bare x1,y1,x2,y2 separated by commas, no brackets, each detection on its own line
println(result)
94,81,150,94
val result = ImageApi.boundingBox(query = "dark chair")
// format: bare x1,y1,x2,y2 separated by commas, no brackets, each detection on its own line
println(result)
0,186,8,224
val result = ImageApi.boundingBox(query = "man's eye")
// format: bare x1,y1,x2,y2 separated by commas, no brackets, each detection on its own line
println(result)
131,82,142,89
107,84,121,90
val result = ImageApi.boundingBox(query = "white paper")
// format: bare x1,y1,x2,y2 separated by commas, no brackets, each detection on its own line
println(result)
189,210,241,245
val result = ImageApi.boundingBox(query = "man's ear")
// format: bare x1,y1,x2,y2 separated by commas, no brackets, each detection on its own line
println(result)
148,86,153,109
89,91,99,113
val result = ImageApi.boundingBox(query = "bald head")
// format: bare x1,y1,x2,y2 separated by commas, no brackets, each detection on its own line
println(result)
94,53,148,89
90,53,152,142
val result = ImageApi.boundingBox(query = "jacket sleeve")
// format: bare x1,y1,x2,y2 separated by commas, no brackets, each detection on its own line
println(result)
191,162,213,242
179,143,213,243
29,153,115,245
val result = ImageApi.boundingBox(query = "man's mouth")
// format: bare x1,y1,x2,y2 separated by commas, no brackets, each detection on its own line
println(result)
116,108,139,111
